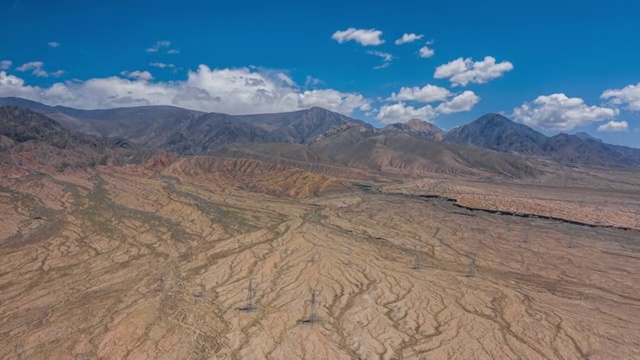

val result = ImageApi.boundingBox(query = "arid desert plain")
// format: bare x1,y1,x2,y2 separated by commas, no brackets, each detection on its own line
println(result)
1,163,639,360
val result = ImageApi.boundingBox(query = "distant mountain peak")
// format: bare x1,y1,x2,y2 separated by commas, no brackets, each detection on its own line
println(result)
443,113,640,167
405,118,427,126
383,119,444,141
444,113,548,154
575,131,603,143
473,113,517,125
305,106,340,116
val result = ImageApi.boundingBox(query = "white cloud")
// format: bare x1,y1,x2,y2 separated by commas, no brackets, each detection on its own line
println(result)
120,70,153,81
376,102,436,124
48,41,60,48
389,84,450,103
0,66,369,116
146,40,171,53
298,89,369,114
601,83,640,112
435,91,480,114
395,33,423,45
167,49,180,54
367,50,393,62
17,61,50,77
0,60,11,70
150,62,176,69
305,75,324,87
434,56,513,86
379,84,480,124
418,44,435,58
512,93,619,131
331,28,384,46
17,61,44,72
43,83,75,101
367,50,395,69
0,72,24,87
50,70,66,78
0,71,38,99
276,73,295,86
597,120,629,132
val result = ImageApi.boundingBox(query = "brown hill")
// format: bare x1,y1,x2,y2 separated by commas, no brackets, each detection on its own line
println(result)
161,156,353,198
216,126,541,180
317,128,540,179
383,119,445,141
0,106,135,176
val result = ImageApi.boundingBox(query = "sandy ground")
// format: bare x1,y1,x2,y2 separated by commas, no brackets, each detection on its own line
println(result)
1,169,640,359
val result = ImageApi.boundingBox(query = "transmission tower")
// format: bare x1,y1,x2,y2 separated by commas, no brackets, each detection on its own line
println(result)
155,274,166,292
466,256,478,278
309,248,319,263
344,248,353,266
595,205,604,225
523,226,531,243
193,280,205,298
299,288,320,324
238,277,257,312
413,245,421,269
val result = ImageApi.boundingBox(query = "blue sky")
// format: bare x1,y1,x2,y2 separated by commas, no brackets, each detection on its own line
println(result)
1,0,639,146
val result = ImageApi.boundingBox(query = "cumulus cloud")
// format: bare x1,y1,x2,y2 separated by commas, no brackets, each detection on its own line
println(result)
418,44,435,58
298,89,369,114
0,66,369,116
434,56,513,86
597,120,629,132
146,40,171,53
0,71,38,99
331,28,384,46
48,41,60,48
367,50,395,69
512,93,619,131
388,84,450,103
435,91,480,114
378,89,480,124
601,83,640,112
120,70,153,81
0,60,11,70
395,33,423,45
376,103,436,124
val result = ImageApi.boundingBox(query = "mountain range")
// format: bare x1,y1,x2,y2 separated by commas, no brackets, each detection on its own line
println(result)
0,96,639,182
443,113,640,167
